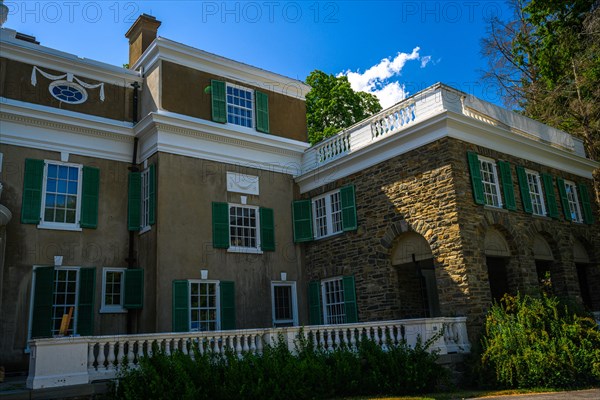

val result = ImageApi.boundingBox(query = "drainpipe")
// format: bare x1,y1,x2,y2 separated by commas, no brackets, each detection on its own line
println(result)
127,81,140,334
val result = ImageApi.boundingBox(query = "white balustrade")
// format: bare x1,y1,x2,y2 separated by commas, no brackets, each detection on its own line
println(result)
27,317,470,390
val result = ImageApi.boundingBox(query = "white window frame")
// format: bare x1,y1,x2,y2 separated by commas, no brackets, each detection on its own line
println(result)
26,265,81,349
226,83,254,129
564,180,583,223
312,190,343,239
478,156,503,208
188,280,220,332
228,203,262,254
100,268,127,313
51,267,80,336
271,281,298,327
321,277,346,325
140,167,151,234
38,160,83,231
525,170,546,216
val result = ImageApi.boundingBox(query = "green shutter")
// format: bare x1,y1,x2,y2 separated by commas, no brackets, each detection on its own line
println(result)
212,202,230,249
21,159,44,224
211,80,227,123
340,185,358,231
149,164,156,226
172,280,189,332
220,281,235,330
127,172,141,231
31,266,55,338
308,281,322,325
77,267,96,336
556,177,571,221
578,183,594,224
292,200,313,242
80,166,100,229
497,161,516,211
516,166,533,214
260,207,275,251
343,276,358,323
467,152,485,205
255,91,270,133
124,269,144,309
542,174,559,219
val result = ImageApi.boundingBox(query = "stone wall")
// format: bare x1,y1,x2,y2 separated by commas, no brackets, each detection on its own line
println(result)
303,136,600,335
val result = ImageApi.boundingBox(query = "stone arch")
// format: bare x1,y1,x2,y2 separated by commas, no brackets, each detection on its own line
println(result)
481,224,519,302
391,230,440,318
380,219,437,251
572,236,599,311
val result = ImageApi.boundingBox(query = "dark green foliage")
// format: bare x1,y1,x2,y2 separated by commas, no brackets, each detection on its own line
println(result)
480,293,600,389
305,70,382,145
112,333,445,399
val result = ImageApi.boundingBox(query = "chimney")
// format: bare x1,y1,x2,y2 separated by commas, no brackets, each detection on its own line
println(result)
125,14,161,68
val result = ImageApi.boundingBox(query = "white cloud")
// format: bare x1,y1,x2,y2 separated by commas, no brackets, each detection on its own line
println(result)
340,47,425,109
420,55,432,68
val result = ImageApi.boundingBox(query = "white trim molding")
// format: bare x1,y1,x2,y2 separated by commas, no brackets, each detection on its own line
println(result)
133,37,309,100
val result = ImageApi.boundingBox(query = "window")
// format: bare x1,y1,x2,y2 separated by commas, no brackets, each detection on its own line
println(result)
479,157,502,208
564,180,583,222
210,80,270,133
312,190,343,239
101,268,126,313
190,281,219,331
41,162,82,229
308,276,358,325
49,80,88,104
211,202,274,252
140,168,151,231
51,268,79,336
271,282,298,327
322,278,346,325
226,85,254,128
229,204,260,251
28,266,96,340
526,170,546,216
172,280,235,332
21,159,99,230
128,164,156,232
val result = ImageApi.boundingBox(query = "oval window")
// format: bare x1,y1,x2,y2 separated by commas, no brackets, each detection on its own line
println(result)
49,81,88,104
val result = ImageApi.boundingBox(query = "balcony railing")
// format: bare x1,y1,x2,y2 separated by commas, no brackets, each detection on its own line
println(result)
300,83,586,174
27,317,470,389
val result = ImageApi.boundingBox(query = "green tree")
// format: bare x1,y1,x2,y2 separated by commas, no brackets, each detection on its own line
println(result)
305,70,382,145
482,0,599,162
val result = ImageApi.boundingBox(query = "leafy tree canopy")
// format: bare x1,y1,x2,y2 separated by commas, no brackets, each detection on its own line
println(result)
305,70,382,145
482,0,599,161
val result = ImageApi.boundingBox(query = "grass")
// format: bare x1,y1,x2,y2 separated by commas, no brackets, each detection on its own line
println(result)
338,387,563,400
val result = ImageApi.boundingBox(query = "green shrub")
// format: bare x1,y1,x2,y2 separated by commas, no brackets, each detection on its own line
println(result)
112,331,446,399
480,293,600,389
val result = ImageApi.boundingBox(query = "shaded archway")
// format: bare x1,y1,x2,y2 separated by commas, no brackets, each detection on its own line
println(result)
533,233,555,291
391,232,440,318
484,227,511,302
573,238,597,310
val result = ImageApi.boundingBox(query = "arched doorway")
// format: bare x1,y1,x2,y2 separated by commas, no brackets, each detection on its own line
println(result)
533,234,555,291
392,232,440,318
573,239,595,310
484,228,511,302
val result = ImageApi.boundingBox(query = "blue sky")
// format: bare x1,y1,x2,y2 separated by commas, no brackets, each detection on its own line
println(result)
3,0,511,107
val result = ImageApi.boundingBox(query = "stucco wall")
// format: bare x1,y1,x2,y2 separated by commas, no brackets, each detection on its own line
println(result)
0,144,131,371
0,58,135,122
160,61,307,143
149,152,306,333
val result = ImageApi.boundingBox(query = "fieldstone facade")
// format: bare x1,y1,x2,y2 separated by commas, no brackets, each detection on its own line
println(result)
304,136,600,335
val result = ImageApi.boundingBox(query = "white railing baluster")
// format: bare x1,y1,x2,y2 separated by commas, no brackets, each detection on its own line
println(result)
107,341,116,370
88,342,95,370
97,341,107,370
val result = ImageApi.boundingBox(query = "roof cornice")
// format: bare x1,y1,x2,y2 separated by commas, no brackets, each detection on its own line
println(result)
0,28,142,87
132,37,309,100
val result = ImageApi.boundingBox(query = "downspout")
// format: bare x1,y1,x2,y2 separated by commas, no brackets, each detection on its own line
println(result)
127,81,140,334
